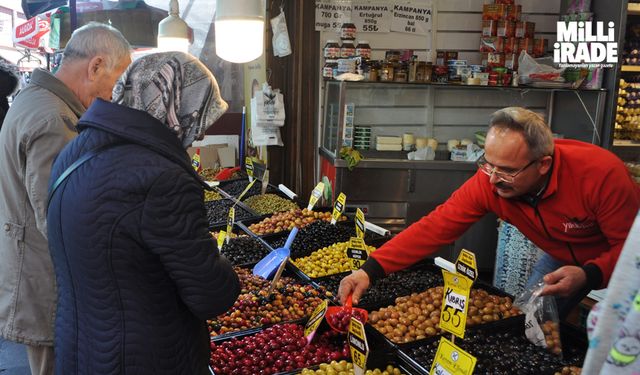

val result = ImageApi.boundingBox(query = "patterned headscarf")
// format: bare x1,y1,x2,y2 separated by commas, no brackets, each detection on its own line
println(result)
112,52,228,148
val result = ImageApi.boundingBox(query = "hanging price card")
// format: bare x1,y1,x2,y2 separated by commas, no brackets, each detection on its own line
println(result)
245,157,254,181
260,169,270,195
349,316,369,375
346,237,369,270
355,208,366,239
226,207,235,244
429,336,477,375
307,182,325,210
304,300,328,342
455,249,478,282
217,230,226,251
439,270,472,339
236,179,257,202
331,193,347,224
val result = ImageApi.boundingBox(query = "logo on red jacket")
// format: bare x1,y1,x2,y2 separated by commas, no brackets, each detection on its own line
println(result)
562,217,596,233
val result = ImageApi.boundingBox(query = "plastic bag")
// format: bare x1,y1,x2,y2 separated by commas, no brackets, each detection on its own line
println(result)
270,10,292,57
514,281,564,358
517,51,564,84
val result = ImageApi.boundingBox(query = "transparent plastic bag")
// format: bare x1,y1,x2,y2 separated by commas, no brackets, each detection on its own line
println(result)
517,51,564,84
514,281,564,358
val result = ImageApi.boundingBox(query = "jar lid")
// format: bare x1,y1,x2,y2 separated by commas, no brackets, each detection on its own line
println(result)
325,59,338,63
342,40,355,45
358,40,369,44
326,40,338,43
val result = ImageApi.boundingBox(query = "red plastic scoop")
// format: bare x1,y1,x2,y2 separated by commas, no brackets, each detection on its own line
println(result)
325,294,368,333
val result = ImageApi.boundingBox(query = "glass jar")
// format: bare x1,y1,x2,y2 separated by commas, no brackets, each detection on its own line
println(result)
340,40,356,58
408,57,418,83
340,23,357,40
355,40,371,59
424,62,433,83
368,61,379,81
379,62,394,82
415,62,427,82
322,60,337,80
394,63,408,82
323,40,340,59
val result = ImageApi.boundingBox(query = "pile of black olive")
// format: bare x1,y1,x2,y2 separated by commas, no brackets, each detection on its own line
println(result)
314,266,444,306
205,199,255,227
406,330,585,375
218,179,274,198
266,221,355,258
219,237,271,266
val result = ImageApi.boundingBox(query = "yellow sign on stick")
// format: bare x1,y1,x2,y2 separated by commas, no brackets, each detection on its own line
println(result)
429,336,477,375
439,270,472,339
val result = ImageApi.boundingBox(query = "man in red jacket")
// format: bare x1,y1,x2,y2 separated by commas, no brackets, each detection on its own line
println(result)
339,107,640,314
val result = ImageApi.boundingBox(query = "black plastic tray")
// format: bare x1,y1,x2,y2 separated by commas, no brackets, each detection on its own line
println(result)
204,198,259,229
240,188,303,214
216,177,279,199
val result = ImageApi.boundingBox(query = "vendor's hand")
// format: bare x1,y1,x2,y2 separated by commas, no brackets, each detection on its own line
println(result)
338,269,370,305
540,266,587,297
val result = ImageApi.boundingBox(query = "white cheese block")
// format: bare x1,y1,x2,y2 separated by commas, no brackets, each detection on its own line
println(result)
376,143,403,151
376,136,403,145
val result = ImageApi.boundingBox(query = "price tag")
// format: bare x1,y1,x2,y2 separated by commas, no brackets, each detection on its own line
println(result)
349,316,369,375
355,208,366,239
439,270,472,339
260,169,270,195
455,249,478,282
226,207,235,244
307,182,325,211
217,230,226,251
346,237,369,270
304,299,328,342
236,179,257,202
331,193,347,224
429,336,477,375
245,157,254,182
191,148,201,173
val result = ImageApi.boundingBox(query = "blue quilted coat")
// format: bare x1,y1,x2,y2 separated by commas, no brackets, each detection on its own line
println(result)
47,99,240,375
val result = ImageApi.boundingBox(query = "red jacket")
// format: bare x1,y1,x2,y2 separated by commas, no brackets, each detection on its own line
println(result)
364,139,640,288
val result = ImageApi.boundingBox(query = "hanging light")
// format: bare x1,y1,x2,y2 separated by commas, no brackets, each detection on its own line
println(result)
157,0,190,53
215,0,264,63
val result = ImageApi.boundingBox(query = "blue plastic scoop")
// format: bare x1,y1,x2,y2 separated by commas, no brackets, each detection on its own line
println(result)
253,227,298,279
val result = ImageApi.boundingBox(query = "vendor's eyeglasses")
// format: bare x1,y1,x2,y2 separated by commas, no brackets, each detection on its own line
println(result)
477,155,537,183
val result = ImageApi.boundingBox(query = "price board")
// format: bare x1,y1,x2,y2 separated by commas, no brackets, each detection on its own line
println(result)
455,249,478,282
331,193,347,224
346,237,369,270
304,300,328,342
245,157,254,181
429,336,477,375
439,270,472,339
225,207,235,244
307,182,325,211
349,316,369,375
355,208,366,239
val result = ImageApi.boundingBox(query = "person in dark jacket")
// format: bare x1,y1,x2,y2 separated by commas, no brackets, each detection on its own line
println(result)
0,57,18,130
46,51,240,375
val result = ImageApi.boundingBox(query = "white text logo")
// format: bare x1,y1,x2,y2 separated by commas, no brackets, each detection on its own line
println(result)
554,21,617,68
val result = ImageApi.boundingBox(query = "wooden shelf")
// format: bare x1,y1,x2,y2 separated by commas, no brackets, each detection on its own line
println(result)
629,3,640,15
613,140,640,147
621,65,640,72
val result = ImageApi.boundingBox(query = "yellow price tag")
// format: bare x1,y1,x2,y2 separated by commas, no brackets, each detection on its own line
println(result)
331,193,347,224
217,230,226,251
346,237,369,270
304,300,328,341
355,208,366,239
236,179,257,201
245,157,254,181
226,207,235,244
430,336,477,375
439,270,472,339
455,249,478,282
349,316,369,375
307,182,325,211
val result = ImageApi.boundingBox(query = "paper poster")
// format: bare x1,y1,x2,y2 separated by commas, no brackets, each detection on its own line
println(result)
352,3,392,33
391,3,432,35
315,0,353,31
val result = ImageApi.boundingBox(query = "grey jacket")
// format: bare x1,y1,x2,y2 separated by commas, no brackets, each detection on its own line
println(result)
0,69,84,345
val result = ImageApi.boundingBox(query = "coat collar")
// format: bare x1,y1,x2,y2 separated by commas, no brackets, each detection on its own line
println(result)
77,99,206,186
30,68,85,118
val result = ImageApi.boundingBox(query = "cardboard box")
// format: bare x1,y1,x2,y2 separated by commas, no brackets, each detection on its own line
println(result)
482,4,507,21
497,20,515,38
482,20,497,37
505,5,521,21
480,37,504,53
504,37,518,54
515,22,535,39
187,144,228,170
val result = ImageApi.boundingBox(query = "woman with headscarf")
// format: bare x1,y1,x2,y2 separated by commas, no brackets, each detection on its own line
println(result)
46,52,240,375
0,57,18,130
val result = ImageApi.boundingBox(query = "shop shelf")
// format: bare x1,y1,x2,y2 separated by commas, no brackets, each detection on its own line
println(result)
622,65,640,72
629,2,640,15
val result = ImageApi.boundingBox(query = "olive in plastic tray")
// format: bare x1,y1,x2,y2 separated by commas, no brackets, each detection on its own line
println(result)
204,199,257,228
217,177,278,198
297,349,425,375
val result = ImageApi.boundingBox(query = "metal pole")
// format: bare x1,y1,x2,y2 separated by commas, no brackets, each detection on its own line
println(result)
70,0,77,32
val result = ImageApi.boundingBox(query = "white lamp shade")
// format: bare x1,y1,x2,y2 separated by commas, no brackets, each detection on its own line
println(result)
215,0,265,63
157,36,190,53
157,0,190,52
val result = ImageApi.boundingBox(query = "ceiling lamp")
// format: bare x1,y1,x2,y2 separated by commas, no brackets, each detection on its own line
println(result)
215,0,265,63
157,0,190,53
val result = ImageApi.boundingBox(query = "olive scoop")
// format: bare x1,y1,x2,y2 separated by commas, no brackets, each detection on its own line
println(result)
325,293,368,333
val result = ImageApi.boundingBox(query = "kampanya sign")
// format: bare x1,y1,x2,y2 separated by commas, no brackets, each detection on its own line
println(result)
554,21,617,65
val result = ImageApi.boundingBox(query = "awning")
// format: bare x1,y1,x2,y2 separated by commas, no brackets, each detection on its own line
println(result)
13,16,50,49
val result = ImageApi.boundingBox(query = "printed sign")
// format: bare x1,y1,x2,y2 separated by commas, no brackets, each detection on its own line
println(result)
455,249,478,282
261,170,270,195
440,270,472,339
429,336,477,375
390,4,432,35
305,300,328,341
217,230,226,251
307,182,325,211
315,1,352,31
346,237,369,270
349,317,369,375
331,193,347,224
226,207,235,244
352,3,391,33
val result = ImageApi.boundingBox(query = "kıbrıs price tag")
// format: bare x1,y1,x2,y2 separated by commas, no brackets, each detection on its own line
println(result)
331,193,347,224
236,179,257,202
216,230,226,251
346,237,369,270
304,299,328,342
226,207,235,244
429,336,477,375
455,249,478,282
307,182,325,211
245,157,254,182
355,208,366,239
349,316,369,375
260,169,270,195
440,270,472,339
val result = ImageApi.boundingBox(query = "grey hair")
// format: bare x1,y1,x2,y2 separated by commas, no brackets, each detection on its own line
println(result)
61,22,131,70
489,107,555,159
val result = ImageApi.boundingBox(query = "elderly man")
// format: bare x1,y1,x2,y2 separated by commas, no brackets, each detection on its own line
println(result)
0,22,131,375
339,107,640,317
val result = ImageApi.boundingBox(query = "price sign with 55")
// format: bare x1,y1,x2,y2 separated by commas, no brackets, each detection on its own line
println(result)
439,270,471,339
352,3,392,33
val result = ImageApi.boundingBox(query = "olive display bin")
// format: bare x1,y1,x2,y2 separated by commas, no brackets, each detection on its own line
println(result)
240,189,302,216
216,177,279,199
204,199,259,229
237,206,338,240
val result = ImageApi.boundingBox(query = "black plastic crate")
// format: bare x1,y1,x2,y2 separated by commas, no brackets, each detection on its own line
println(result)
217,177,278,199
204,199,258,229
